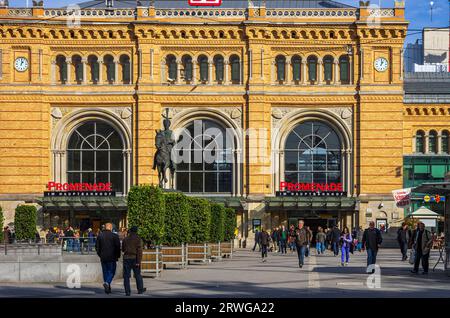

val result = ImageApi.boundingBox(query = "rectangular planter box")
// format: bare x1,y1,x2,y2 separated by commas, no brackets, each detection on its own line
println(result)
141,247,163,277
221,242,233,258
161,244,187,269
209,243,222,261
186,243,211,264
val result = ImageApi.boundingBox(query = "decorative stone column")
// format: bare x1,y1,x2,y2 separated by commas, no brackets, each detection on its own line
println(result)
192,61,197,85
82,58,88,85
285,56,291,85
318,57,323,85
65,59,71,85
224,58,230,85
334,58,339,85
176,58,182,84
208,58,213,85
98,58,103,84
302,59,307,85
114,58,119,84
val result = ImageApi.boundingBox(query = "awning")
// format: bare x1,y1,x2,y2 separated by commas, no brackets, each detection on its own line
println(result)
206,197,244,209
37,196,128,212
410,206,440,219
265,196,357,211
413,182,450,196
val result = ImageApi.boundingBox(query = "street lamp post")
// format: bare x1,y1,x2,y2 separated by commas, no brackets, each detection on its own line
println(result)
430,1,434,22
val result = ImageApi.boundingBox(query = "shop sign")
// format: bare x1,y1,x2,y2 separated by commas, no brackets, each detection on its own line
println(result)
392,188,412,208
423,195,445,203
188,0,222,6
44,182,115,197
277,181,346,197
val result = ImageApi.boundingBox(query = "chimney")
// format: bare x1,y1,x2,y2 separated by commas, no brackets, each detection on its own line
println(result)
105,0,114,8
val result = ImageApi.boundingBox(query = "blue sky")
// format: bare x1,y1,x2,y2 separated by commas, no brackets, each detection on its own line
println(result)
7,0,450,44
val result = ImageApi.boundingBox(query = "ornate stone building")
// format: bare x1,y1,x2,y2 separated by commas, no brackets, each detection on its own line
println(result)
1,0,434,242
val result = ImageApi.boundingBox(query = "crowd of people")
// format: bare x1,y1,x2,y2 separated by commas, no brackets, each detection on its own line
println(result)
253,220,437,275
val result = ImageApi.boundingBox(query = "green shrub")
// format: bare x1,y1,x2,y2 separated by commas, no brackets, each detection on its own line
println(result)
127,185,165,246
187,197,211,243
163,193,191,246
210,203,225,243
224,208,237,242
14,205,37,241
0,206,4,243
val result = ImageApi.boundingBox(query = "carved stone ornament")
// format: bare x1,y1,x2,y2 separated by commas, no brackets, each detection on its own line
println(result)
230,108,242,119
341,108,352,119
51,107,63,119
272,108,283,119
121,107,132,119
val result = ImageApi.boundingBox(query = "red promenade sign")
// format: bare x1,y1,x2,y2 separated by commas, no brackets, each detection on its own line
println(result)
280,182,343,192
47,182,112,192
188,0,222,6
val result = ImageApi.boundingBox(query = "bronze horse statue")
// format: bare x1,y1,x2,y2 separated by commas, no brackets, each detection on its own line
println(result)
153,118,176,189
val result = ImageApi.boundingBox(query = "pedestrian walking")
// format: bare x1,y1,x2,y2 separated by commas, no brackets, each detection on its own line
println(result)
316,227,326,255
64,226,74,252
122,226,146,296
252,229,261,252
271,228,279,252
397,222,412,261
279,225,288,254
331,226,341,256
410,222,433,275
289,225,297,252
260,228,270,262
356,226,363,252
340,227,353,266
96,223,121,294
362,221,383,273
295,220,311,268
2,226,10,244
87,228,95,252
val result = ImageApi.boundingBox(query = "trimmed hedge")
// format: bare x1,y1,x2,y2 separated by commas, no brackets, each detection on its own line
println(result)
14,205,37,241
187,197,211,243
163,193,191,246
128,185,165,245
224,208,237,242
210,203,225,243
0,206,3,243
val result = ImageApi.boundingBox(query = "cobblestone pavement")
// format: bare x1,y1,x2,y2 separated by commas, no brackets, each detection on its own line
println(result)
0,248,449,298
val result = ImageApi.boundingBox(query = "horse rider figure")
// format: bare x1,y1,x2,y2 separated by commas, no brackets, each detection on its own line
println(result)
153,114,176,189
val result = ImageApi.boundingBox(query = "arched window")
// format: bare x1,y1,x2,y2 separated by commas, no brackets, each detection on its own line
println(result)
104,55,115,84
230,55,240,84
276,55,286,82
72,55,83,84
442,131,449,154
182,55,193,82
323,55,334,83
166,55,177,82
339,55,350,84
198,55,209,83
174,120,234,193
285,121,342,185
307,56,318,83
56,55,67,84
292,55,301,82
214,55,224,83
67,121,124,193
88,55,99,84
119,54,131,84
429,130,438,153
415,130,425,153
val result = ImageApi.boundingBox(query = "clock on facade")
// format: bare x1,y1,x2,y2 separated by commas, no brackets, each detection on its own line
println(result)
374,57,389,72
14,57,29,72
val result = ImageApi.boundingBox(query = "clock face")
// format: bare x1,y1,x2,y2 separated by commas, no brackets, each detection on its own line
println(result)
14,57,29,72
374,57,389,72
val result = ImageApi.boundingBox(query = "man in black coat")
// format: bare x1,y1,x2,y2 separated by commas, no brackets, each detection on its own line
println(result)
96,223,121,294
331,226,341,256
397,222,412,261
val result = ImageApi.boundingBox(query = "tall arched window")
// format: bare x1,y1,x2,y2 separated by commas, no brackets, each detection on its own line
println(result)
276,55,286,82
214,55,224,83
339,55,350,84
182,55,193,82
415,130,425,153
174,120,234,193
442,130,449,154
230,55,240,84
166,55,177,82
285,121,342,185
72,55,83,84
120,54,131,84
88,55,99,84
307,56,318,83
104,55,115,84
67,121,124,193
198,55,209,83
56,55,67,84
292,55,301,82
429,130,438,153
323,55,333,83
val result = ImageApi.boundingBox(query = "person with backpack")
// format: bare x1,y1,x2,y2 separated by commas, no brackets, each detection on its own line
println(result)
397,222,412,261
260,228,270,262
362,221,383,273
410,222,433,275
340,227,353,266
295,220,311,268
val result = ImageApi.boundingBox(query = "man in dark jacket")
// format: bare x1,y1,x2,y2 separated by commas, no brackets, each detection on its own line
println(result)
252,230,261,252
397,222,412,261
122,226,146,296
295,220,311,268
362,221,383,273
331,226,341,256
410,222,433,275
96,223,121,294
260,229,270,262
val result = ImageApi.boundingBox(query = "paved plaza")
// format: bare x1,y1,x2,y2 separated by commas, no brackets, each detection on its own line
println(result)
0,248,449,298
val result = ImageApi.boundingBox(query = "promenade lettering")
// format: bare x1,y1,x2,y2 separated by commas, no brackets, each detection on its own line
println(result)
46,182,112,192
280,182,343,192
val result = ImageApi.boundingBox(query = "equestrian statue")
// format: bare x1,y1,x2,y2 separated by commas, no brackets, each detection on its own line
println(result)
153,110,176,189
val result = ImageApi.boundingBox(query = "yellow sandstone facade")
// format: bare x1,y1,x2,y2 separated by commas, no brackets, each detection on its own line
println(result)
1,0,440,240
